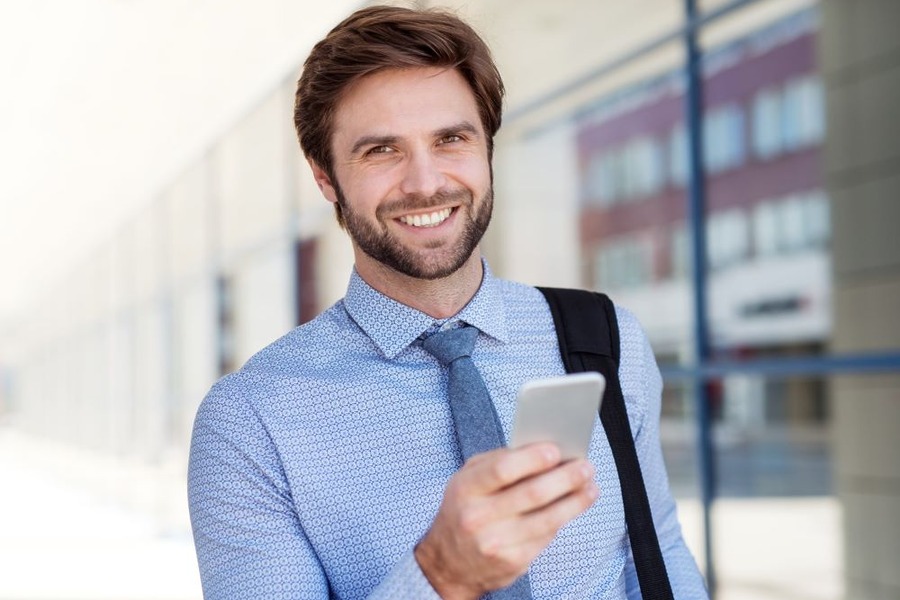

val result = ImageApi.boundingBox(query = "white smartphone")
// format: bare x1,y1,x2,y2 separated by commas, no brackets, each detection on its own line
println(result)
510,372,605,460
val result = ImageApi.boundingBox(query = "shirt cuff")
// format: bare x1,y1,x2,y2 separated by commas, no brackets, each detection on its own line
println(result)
368,548,443,600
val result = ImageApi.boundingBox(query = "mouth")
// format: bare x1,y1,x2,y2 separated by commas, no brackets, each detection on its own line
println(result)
397,207,454,228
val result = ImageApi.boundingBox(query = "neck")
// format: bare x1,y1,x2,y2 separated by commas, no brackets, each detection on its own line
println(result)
354,251,485,319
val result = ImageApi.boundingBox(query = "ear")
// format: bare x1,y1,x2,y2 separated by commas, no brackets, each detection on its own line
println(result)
307,159,339,205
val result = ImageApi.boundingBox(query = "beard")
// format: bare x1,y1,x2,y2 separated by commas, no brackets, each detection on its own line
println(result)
335,183,493,280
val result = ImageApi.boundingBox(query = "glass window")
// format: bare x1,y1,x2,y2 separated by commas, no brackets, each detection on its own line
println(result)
703,111,720,173
806,76,826,145
583,151,608,205
584,149,628,207
725,104,747,169
623,136,666,198
752,87,784,160
704,104,745,174
752,193,830,256
707,209,749,269
625,142,637,200
780,195,808,251
753,201,779,257
783,76,822,151
726,209,750,265
707,214,722,269
609,150,626,203
594,235,655,290
669,123,688,186
781,79,804,152
670,225,690,280
644,137,666,196
804,190,830,246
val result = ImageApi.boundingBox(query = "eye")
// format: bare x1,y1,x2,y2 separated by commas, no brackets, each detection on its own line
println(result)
439,134,463,145
366,145,394,156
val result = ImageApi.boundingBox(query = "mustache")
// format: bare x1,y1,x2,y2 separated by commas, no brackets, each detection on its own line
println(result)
375,188,471,219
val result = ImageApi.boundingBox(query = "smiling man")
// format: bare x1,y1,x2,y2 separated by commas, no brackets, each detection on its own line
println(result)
188,6,706,600
310,66,494,313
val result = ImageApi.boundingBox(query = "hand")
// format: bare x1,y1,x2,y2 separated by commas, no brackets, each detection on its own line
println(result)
414,443,599,600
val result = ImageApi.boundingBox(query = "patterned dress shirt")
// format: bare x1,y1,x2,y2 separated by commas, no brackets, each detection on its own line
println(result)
188,261,707,599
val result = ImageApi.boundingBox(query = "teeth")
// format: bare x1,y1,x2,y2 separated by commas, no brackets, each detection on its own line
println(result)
400,208,452,228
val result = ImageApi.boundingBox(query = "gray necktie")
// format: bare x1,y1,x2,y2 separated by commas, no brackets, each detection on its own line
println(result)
422,325,533,600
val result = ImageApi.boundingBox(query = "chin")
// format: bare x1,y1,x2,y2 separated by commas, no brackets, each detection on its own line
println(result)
372,245,478,281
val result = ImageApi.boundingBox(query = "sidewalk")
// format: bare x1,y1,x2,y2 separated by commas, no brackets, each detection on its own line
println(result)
678,497,843,600
0,429,201,600
0,428,842,599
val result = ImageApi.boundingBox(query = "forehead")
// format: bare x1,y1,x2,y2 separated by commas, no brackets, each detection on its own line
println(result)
330,67,483,146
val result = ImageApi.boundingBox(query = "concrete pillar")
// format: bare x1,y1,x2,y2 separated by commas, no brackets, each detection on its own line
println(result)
820,2,900,598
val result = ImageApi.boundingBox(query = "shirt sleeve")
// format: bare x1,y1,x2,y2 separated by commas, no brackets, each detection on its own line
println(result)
187,375,443,600
615,308,709,600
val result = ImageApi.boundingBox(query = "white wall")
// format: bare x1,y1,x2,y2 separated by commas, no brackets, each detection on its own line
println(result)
492,123,582,287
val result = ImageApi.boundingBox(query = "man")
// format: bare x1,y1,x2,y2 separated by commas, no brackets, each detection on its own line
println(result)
188,5,707,599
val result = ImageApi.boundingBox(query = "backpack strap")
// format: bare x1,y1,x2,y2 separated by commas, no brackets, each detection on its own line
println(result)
537,287,674,600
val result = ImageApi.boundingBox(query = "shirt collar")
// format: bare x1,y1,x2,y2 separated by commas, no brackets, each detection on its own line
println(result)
343,259,509,359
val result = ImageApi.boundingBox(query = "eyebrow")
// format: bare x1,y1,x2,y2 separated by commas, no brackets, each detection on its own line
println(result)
348,121,481,156
434,121,480,141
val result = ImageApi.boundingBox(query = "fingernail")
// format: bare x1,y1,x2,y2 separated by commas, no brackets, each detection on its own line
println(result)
580,462,594,478
543,445,559,462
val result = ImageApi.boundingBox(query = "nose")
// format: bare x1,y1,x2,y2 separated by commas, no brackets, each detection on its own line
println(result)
399,150,447,198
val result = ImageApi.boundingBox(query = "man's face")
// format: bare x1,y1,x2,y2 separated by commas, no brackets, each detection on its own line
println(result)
310,67,493,280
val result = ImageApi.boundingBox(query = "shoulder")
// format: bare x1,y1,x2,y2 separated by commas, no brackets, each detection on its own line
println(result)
493,277,555,318
611,303,656,365
242,300,367,376
613,303,651,358
194,300,368,426
611,301,662,425
512,285,661,422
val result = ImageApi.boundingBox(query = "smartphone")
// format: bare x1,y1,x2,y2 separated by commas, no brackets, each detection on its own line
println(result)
510,372,605,460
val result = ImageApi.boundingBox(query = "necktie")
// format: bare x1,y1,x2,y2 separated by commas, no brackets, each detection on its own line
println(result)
422,325,533,600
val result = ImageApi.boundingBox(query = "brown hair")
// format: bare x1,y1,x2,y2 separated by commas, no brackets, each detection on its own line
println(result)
294,5,505,220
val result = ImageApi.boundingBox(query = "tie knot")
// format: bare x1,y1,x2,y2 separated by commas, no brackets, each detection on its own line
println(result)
422,325,479,366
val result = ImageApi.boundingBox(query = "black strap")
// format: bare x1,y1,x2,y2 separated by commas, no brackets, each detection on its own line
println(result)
537,287,674,600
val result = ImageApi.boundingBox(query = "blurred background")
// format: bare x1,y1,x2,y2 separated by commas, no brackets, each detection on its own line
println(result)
1,0,898,598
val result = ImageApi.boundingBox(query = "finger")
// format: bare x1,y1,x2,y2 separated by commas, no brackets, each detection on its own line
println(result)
492,458,595,516
461,443,562,495
492,483,600,552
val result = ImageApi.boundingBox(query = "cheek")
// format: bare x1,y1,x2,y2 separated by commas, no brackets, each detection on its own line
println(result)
340,170,397,209
454,160,492,192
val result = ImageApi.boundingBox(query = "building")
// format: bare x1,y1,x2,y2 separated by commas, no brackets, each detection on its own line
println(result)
578,9,829,431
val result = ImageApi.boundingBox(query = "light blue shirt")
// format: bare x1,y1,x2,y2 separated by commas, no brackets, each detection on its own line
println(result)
188,262,707,599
